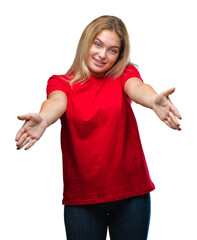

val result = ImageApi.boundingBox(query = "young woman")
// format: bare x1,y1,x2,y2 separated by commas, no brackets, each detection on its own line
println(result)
16,15,181,240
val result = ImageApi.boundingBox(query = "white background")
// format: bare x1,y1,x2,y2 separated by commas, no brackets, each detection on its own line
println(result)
0,0,196,239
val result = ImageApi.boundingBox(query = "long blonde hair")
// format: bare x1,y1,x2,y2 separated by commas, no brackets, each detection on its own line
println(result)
66,15,131,85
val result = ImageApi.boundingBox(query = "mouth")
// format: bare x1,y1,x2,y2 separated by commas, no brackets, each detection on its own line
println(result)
93,58,106,67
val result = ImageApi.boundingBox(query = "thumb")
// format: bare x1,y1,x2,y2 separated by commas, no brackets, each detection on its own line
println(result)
163,87,175,97
17,113,32,121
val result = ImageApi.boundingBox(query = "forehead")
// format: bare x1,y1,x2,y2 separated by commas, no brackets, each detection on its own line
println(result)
95,30,121,47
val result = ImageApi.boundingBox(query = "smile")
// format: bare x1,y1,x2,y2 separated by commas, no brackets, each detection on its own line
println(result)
93,58,106,66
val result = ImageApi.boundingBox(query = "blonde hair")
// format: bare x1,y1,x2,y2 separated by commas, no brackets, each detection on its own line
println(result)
66,15,131,85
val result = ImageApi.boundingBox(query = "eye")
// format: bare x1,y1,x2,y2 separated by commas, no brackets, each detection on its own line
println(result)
95,42,101,47
110,49,117,54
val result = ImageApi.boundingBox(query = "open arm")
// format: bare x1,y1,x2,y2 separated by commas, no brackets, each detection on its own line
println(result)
124,77,182,130
15,91,67,150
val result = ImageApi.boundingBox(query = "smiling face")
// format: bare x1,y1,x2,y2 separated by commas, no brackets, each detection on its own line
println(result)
87,30,121,77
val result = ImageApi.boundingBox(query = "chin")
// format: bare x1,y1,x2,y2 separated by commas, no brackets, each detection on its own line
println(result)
89,67,106,77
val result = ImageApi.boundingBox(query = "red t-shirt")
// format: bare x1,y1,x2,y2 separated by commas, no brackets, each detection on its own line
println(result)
47,64,155,205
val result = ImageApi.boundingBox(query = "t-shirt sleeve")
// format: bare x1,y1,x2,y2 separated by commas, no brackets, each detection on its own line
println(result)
46,75,69,98
121,64,143,88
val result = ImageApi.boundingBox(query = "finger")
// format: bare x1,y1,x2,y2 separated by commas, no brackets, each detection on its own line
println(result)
15,127,26,142
163,88,175,97
165,116,181,131
16,114,31,141
18,137,32,150
167,117,175,129
16,132,28,149
170,104,182,120
168,112,181,129
24,139,37,150
17,114,32,121
168,113,180,130
165,118,178,130
164,119,174,129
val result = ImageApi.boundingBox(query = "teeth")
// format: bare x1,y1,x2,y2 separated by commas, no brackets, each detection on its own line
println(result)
95,59,105,64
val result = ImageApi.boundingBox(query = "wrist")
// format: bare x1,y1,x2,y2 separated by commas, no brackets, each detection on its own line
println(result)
39,112,50,128
151,93,158,110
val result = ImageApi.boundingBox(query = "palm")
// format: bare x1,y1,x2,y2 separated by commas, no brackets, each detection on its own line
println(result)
23,114,43,131
153,88,182,130
15,113,47,150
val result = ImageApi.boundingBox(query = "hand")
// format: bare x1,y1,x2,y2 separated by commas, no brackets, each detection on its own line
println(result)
153,88,182,130
15,113,48,150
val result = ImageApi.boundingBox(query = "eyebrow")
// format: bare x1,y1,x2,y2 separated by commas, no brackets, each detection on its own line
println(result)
95,38,120,49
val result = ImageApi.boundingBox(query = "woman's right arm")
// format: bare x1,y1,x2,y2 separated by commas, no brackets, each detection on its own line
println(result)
15,91,67,150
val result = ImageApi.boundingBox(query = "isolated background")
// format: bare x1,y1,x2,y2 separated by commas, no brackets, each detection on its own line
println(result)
1,0,196,239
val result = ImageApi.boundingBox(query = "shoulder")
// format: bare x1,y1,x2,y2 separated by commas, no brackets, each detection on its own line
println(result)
122,63,141,77
48,74,71,83
120,63,143,87
48,74,72,88
47,74,71,98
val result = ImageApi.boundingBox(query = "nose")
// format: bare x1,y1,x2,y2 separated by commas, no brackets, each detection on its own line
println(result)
98,48,107,60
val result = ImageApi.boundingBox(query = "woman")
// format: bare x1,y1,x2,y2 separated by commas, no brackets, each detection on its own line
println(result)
16,15,181,240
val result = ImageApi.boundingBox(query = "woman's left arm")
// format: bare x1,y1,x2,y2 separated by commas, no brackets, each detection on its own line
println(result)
124,78,182,130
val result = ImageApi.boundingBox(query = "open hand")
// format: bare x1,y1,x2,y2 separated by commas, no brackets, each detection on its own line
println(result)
15,113,47,150
153,88,182,130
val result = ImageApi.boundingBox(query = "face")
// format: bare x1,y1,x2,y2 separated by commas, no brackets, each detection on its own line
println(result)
87,30,121,77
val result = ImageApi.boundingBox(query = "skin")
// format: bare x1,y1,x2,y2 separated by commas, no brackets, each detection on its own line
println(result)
15,30,181,150
87,30,121,77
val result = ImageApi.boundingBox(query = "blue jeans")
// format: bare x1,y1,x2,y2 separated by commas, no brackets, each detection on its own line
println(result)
64,193,151,240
